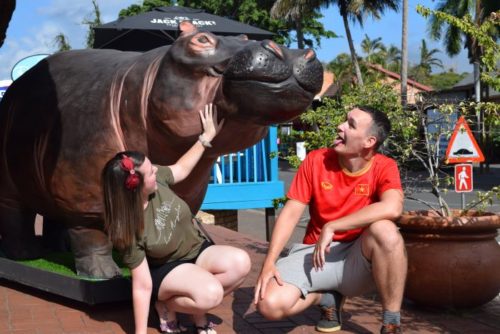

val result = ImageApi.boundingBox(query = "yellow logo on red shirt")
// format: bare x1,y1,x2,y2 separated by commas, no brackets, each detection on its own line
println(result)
321,181,333,190
355,184,370,196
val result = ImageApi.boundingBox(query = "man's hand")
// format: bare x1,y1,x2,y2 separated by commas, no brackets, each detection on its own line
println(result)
254,262,283,304
313,223,335,271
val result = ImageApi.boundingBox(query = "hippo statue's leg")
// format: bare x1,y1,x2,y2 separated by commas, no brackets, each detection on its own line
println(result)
67,226,121,279
0,207,44,259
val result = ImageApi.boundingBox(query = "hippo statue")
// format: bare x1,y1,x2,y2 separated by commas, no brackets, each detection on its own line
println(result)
0,21,323,278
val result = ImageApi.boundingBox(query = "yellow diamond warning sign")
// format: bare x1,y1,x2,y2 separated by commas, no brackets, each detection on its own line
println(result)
445,116,485,164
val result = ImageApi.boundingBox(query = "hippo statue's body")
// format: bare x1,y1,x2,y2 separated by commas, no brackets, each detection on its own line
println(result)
0,21,323,278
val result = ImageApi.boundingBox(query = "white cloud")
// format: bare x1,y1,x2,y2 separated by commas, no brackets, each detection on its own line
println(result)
0,0,138,79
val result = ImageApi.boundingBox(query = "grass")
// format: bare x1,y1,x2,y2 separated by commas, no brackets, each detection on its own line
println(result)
18,251,131,281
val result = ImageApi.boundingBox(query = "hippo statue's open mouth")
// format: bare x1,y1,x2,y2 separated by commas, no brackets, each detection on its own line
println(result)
220,40,323,125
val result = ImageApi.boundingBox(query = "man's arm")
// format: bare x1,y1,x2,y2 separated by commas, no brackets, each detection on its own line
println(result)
314,188,403,269
254,199,306,304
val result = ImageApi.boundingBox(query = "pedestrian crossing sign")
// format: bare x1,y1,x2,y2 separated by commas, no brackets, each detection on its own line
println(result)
455,163,473,192
445,116,485,164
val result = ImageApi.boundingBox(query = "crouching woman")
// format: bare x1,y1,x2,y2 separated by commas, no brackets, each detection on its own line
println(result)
102,104,251,334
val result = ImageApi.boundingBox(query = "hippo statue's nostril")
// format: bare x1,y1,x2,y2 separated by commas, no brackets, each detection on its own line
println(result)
261,40,284,60
304,49,316,61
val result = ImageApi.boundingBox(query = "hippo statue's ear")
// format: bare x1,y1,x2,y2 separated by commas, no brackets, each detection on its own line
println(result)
179,21,198,35
238,34,249,41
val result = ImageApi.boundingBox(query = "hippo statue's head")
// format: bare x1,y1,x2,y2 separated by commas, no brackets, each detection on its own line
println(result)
151,21,323,133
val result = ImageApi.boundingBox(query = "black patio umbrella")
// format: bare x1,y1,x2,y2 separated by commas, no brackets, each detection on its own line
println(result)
93,6,274,52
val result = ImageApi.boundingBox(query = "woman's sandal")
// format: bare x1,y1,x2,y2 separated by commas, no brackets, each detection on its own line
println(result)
195,321,216,334
160,320,187,333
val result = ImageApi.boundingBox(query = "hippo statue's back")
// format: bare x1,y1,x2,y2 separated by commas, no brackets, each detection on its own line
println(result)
0,21,323,278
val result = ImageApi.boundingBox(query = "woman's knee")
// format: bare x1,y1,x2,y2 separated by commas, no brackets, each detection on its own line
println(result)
194,280,224,310
230,248,251,277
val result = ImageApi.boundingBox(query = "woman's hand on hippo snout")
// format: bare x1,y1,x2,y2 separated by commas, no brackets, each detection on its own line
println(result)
199,103,225,143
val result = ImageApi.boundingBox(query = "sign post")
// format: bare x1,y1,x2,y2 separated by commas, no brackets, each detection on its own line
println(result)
454,164,473,208
445,116,484,209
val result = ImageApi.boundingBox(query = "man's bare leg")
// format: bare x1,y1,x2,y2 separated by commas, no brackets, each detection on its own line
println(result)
257,279,322,320
361,219,407,329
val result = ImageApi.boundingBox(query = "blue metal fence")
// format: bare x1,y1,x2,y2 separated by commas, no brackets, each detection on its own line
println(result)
201,127,284,210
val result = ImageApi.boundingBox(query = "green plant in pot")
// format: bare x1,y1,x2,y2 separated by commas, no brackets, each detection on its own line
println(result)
394,5,500,309
397,99,500,308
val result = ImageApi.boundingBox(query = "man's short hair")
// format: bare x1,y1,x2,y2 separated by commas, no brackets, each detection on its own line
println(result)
356,106,391,149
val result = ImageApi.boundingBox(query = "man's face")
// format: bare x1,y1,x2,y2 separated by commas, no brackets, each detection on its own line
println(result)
333,108,376,156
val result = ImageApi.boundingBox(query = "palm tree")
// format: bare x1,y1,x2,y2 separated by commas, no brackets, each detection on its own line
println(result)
427,0,499,172
386,44,401,72
53,33,71,52
326,52,354,86
361,34,387,65
270,2,308,49
401,0,408,107
271,0,401,87
429,0,499,103
418,39,443,74
410,39,443,83
82,0,102,48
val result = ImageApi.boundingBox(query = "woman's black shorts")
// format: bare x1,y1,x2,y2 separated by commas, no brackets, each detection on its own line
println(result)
149,239,214,302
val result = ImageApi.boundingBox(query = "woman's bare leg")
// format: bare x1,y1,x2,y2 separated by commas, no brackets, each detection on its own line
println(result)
195,245,251,295
157,263,223,333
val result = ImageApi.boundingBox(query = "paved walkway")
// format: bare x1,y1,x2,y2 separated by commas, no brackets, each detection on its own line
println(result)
1,224,500,333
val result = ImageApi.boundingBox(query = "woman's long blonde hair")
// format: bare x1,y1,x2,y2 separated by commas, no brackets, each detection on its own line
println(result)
102,151,145,251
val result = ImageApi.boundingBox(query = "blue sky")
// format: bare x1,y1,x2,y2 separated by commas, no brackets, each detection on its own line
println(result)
0,0,470,80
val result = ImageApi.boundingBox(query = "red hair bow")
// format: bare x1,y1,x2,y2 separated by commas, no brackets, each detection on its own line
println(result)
120,155,140,190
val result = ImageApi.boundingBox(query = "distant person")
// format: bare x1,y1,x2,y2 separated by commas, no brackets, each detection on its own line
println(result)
254,106,407,334
102,104,251,334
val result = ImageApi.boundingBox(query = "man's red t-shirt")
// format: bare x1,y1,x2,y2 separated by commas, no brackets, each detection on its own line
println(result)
287,148,402,244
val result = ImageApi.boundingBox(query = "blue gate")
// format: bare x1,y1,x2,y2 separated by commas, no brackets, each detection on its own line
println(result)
201,127,284,210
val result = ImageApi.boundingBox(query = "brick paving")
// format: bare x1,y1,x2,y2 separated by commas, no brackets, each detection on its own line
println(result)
1,224,499,333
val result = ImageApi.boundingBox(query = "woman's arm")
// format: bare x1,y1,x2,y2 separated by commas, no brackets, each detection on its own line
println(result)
169,103,224,184
131,258,153,334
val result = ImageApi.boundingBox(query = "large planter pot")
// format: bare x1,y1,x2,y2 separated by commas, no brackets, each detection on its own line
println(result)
397,210,500,308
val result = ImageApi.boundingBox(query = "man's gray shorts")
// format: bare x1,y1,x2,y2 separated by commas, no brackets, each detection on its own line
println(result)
276,237,376,297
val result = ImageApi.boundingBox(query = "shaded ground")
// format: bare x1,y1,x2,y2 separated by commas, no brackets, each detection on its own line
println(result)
0,225,499,333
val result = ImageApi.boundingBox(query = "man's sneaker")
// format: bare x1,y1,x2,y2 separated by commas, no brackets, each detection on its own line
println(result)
380,323,402,334
315,294,345,333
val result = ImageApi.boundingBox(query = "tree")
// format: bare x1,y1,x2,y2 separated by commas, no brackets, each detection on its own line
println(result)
386,44,401,72
53,33,72,52
360,34,386,64
82,0,102,48
425,0,499,118
410,39,443,82
418,3,499,171
0,0,15,48
270,0,401,87
400,0,408,107
426,70,468,90
119,0,336,50
119,0,173,17
417,39,444,74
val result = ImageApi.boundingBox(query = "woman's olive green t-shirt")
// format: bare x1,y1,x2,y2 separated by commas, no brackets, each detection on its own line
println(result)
122,166,205,269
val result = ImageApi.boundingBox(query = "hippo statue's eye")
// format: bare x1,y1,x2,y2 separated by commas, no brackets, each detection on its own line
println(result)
197,36,209,44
